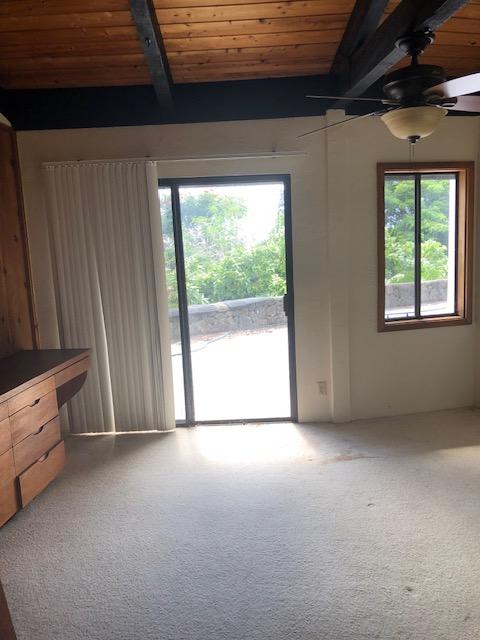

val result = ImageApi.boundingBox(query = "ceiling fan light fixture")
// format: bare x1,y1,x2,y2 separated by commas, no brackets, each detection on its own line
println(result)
380,105,447,143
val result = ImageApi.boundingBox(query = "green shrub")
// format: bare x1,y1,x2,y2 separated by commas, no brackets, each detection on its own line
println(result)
385,176,451,284
161,190,286,306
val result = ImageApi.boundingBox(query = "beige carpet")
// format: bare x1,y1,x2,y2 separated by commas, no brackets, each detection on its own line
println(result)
1,409,480,639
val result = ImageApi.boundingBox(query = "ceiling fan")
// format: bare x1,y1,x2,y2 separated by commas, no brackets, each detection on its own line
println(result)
299,30,480,143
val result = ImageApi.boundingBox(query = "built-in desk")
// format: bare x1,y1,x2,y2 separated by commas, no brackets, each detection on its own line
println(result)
0,349,90,527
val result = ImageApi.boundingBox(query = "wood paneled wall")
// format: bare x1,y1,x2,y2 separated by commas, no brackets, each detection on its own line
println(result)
0,123,37,356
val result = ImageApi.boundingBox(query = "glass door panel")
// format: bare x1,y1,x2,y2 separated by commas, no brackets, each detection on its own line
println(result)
159,188,186,422
160,176,296,424
179,181,290,421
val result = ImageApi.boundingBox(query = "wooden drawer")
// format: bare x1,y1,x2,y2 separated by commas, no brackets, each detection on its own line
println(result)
8,376,55,416
0,402,7,422
14,417,61,476
0,449,15,486
0,481,18,527
10,390,58,447
0,418,11,457
19,441,65,507
55,356,90,387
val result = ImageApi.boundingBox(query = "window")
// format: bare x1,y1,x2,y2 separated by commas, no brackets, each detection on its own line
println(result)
378,162,474,331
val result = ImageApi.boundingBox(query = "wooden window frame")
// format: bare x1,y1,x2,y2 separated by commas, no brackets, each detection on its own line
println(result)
378,162,474,332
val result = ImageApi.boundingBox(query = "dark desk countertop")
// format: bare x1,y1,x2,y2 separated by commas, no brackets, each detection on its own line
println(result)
0,349,90,403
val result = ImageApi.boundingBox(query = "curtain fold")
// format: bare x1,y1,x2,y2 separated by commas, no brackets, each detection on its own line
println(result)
45,161,175,433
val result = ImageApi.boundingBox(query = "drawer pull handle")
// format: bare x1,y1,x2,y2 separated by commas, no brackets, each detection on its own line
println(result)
33,424,46,436
29,398,41,408
38,451,50,463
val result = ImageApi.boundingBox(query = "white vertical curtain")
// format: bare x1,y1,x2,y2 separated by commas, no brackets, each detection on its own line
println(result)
45,161,175,433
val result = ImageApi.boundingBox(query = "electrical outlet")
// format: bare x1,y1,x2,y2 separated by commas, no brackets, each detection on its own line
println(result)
317,381,327,396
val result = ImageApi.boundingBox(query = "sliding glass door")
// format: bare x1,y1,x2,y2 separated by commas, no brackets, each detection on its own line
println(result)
159,175,297,425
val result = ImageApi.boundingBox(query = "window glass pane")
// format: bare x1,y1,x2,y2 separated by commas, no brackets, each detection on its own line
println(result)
159,187,186,422
384,175,416,320
420,174,456,317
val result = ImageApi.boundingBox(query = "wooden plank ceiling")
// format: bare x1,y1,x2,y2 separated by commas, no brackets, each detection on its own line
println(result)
0,0,479,90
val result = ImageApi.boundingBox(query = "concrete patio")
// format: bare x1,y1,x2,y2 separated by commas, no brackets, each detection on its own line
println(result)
172,325,292,422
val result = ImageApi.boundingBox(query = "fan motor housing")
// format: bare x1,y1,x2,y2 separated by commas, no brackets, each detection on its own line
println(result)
383,65,447,105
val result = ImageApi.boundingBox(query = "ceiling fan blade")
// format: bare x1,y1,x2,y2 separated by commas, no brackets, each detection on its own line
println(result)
306,94,397,104
297,110,386,139
425,72,480,99
446,95,480,112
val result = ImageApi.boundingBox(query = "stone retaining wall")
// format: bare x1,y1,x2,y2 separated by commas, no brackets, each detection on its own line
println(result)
169,280,448,340
169,296,285,340
385,279,447,309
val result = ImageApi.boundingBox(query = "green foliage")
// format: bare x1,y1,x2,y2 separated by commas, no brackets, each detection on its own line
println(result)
384,175,451,284
160,189,286,306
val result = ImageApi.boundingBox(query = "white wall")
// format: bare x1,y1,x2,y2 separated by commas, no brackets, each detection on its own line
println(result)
16,112,480,423
341,116,479,419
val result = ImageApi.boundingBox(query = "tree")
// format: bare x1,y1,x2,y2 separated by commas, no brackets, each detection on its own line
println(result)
384,176,451,284
159,189,286,306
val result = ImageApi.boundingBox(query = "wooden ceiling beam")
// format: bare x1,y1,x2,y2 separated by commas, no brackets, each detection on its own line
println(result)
129,0,173,112
331,0,389,77
338,0,470,99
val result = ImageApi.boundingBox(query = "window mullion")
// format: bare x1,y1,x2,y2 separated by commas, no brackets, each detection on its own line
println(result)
414,173,421,318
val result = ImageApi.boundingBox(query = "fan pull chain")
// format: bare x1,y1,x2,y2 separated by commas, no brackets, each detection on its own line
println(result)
409,141,415,162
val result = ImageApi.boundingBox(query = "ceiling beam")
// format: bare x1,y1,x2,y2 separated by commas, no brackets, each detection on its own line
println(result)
129,0,173,112
331,0,390,77
337,0,469,99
